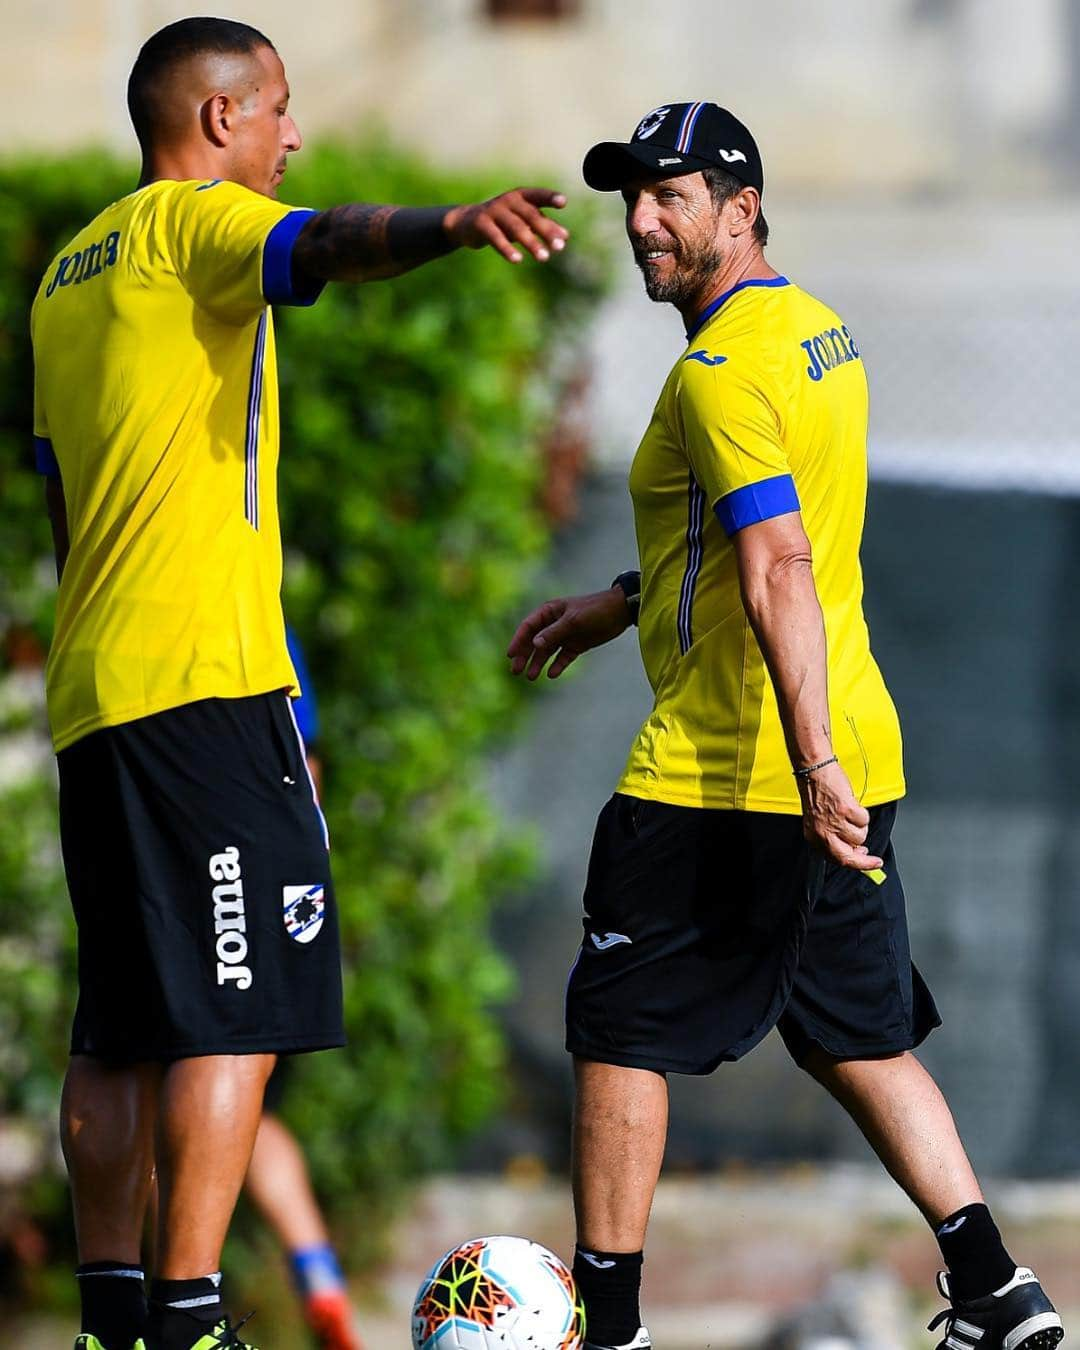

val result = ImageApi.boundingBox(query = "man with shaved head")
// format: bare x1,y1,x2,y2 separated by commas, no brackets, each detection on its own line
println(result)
31,17,569,1350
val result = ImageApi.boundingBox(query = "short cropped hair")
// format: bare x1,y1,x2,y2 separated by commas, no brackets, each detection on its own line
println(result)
702,165,769,246
127,16,274,153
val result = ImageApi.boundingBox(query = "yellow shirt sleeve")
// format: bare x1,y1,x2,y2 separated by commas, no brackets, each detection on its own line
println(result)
162,179,323,323
676,351,799,536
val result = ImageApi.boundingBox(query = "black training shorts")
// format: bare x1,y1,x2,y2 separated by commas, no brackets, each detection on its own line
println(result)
58,692,345,1062
565,794,939,1074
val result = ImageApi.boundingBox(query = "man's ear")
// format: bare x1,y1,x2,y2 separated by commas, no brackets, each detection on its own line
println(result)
728,186,761,239
200,92,232,148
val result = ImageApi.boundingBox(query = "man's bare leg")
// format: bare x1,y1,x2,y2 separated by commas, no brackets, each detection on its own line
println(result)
571,1059,667,1347
61,1056,160,1346
245,1113,329,1251
140,1053,275,1346
61,1056,161,1264
803,1048,1038,1307
801,1048,981,1223
806,1048,1063,1350
573,1059,668,1250
246,1114,362,1348
154,1053,276,1278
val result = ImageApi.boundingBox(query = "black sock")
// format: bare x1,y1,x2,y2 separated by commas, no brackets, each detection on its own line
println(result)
572,1247,642,1347
76,1261,147,1350
935,1204,1016,1302
148,1274,224,1350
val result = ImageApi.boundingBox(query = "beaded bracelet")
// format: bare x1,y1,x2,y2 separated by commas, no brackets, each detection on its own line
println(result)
792,755,838,780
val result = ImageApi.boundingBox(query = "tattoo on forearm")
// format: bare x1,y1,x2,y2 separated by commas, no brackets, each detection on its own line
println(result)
386,206,456,263
292,204,395,281
293,203,455,284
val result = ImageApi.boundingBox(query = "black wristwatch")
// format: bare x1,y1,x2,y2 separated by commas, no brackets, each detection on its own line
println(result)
611,570,641,626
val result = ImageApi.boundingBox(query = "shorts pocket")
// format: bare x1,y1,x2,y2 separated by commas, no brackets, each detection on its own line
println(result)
267,694,305,791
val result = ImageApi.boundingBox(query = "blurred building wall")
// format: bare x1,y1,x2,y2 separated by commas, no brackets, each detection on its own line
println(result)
3,0,1076,196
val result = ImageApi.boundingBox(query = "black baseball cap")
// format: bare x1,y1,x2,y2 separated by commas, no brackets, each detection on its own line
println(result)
583,101,763,194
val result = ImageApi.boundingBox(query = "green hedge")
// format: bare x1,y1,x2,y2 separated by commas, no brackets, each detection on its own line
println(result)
0,145,608,1261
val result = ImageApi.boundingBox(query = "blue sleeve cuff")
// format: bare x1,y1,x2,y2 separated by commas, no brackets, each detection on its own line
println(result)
34,435,60,479
714,473,800,536
263,209,326,307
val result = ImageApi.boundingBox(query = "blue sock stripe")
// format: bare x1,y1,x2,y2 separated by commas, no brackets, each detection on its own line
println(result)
291,1242,345,1295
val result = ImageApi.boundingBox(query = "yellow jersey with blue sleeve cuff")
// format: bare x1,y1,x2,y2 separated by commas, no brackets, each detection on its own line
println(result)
617,276,905,813
31,178,324,752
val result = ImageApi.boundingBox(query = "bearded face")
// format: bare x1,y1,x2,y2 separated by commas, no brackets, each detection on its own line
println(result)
623,174,729,311
634,227,726,306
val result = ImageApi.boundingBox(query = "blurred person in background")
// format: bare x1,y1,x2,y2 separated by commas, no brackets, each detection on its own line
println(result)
241,630,361,1350
31,15,569,1350
508,102,1062,1350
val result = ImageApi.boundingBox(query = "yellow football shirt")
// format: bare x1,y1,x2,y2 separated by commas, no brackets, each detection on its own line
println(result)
31,178,324,751
618,276,905,813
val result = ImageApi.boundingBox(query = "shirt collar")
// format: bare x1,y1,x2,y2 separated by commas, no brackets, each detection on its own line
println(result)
685,275,791,343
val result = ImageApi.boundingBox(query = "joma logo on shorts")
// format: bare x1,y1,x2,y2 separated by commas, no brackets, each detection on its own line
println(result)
209,846,252,990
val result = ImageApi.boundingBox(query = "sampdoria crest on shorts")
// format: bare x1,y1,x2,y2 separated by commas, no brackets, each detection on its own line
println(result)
283,884,325,944
635,106,671,140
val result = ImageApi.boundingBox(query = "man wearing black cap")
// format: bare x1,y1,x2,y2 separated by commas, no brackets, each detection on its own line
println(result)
508,103,1061,1350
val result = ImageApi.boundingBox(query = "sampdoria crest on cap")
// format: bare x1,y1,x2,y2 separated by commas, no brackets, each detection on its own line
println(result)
634,106,670,141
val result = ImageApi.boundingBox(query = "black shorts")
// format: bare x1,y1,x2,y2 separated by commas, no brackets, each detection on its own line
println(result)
58,692,345,1062
565,794,939,1075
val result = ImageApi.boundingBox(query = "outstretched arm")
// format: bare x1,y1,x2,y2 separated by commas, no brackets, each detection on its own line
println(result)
292,187,568,285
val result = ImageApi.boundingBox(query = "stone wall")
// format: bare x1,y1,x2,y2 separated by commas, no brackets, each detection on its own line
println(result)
5,0,1077,197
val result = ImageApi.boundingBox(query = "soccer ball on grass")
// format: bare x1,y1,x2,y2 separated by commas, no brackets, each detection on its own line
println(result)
412,1234,586,1349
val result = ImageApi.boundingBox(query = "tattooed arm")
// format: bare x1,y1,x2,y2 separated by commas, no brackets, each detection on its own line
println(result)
291,187,568,286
